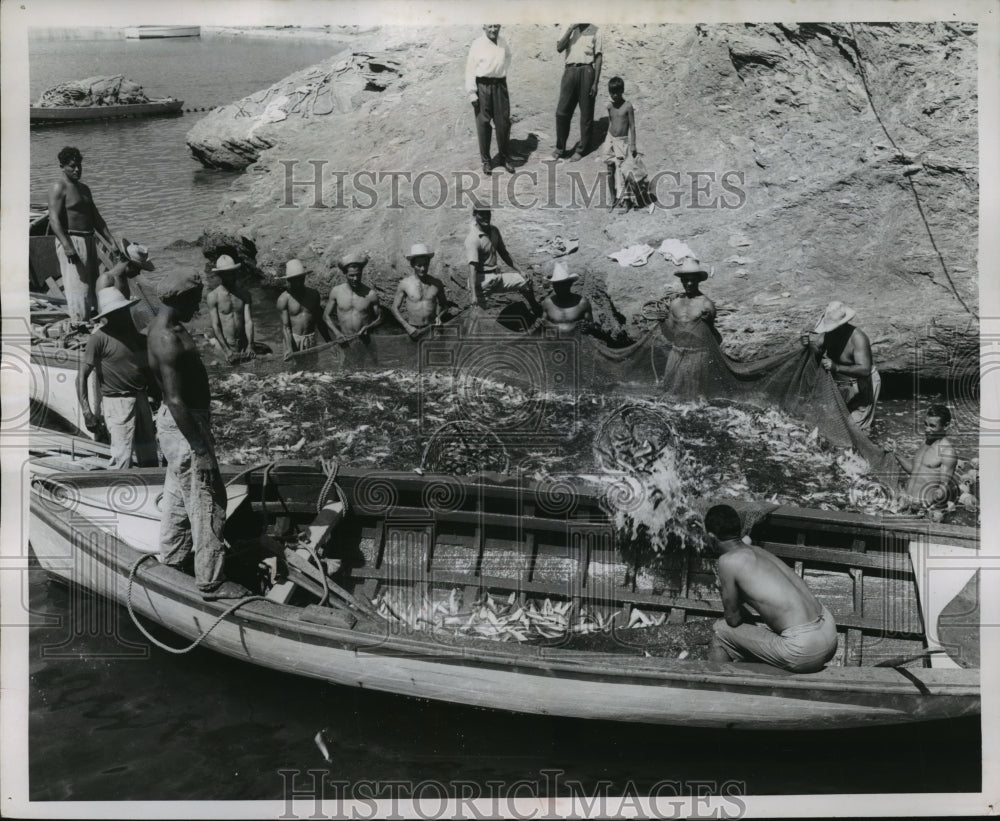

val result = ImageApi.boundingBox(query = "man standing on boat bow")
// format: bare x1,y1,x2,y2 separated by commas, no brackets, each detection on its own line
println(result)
148,272,249,601
704,504,838,673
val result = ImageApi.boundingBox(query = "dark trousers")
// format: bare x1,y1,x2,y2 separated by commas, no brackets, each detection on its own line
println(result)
474,77,511,163
556,64,596,153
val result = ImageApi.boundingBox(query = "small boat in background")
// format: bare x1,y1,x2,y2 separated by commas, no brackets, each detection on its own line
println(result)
30,98,184,123
124,25,200,39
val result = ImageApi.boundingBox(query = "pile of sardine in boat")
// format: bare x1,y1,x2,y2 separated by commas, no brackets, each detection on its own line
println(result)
29,444,979,730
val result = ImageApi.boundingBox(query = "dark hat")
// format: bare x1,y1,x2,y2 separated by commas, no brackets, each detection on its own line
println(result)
156,272,203,302
673,258,709,282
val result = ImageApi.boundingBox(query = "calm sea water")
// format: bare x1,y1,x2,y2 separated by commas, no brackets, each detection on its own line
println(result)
25,33,980,804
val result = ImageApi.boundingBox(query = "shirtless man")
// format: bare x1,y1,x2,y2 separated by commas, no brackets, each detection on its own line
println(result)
147,272,248,601
666,259,720,341
206,255,256,364
324,251,382,343
894,404,958,510
807,301,880,431
47,146,118,325
96,238,154,298
277,259,331,359
391,244,449,338
704,504,838,673
539,261,592,333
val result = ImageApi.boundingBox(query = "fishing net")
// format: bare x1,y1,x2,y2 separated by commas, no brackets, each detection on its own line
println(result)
218,308,899,484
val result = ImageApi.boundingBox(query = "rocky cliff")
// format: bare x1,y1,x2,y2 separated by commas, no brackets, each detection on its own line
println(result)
187,22,979,379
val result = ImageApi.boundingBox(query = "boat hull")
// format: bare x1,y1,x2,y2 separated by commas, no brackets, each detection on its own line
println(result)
124,26,200,38
28,468,980,730
30,99,184,123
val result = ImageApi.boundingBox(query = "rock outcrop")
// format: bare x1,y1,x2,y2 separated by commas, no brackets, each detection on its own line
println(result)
191,23,979,379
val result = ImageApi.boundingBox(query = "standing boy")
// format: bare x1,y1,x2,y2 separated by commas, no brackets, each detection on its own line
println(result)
601,76,637,207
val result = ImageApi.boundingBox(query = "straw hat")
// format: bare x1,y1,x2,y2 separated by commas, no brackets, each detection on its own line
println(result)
93,287,139,321
339,250,369,271
673,258,708,281
211,254,241,273
283,259,311,279
547,261,579,283
119,237,154,271
814,301,857,334
404,243,435,261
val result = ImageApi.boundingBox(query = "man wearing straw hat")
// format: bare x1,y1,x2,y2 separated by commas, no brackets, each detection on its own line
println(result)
147,272,249,601
809,301,880,431
277,258,331,360
391,243,450,338
207,254,256,364
666,258,720,342
96,238,154,299
77,286,160,469
539,261,592,333
324,250,382,343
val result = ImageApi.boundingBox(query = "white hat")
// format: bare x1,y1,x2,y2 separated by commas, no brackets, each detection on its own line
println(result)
814,301,857,333
404,243,435,261
547,261,579,283
283,259,311,279
212,254,241,273
119,237,154,271
338,250,369,271
93,287,139,321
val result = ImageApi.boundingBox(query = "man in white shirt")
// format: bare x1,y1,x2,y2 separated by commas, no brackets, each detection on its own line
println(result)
553,23,603,161
465,24,515,175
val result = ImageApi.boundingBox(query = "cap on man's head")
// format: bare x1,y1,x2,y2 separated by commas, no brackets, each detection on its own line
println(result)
472,208,491,217
704,504,743,542
212,254,241,273
672,258,709,281
156,272,203,302
339,251,369,271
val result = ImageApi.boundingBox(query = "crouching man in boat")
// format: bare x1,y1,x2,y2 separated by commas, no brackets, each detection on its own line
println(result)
207,255,256,364
324,251,382,343
96,238,154,299
277,259,332,360
704,504,838,673
48,146,119,326
391,244,449,338
77,287,160,468
148,273,249,601
892,404,958,513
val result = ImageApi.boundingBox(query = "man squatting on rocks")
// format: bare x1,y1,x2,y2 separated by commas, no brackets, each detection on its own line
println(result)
704,504,838,673
553,23,603,161
277,259,332,359
893,404,958,512
465,208,528,309
148,273,249,601
465,24,516,174
391,244,449,337
207,255,257,364
324,251,383,343
77,287,159,469
48,146,119,325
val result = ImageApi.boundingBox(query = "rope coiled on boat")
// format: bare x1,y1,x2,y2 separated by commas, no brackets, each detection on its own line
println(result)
126,554,266,654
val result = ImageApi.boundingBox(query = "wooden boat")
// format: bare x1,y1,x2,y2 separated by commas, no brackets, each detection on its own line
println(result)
124,25,200,39
28,458,979,729
30,98,184,123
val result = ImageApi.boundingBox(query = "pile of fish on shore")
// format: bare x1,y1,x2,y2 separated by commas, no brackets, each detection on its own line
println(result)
211,370,977,523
